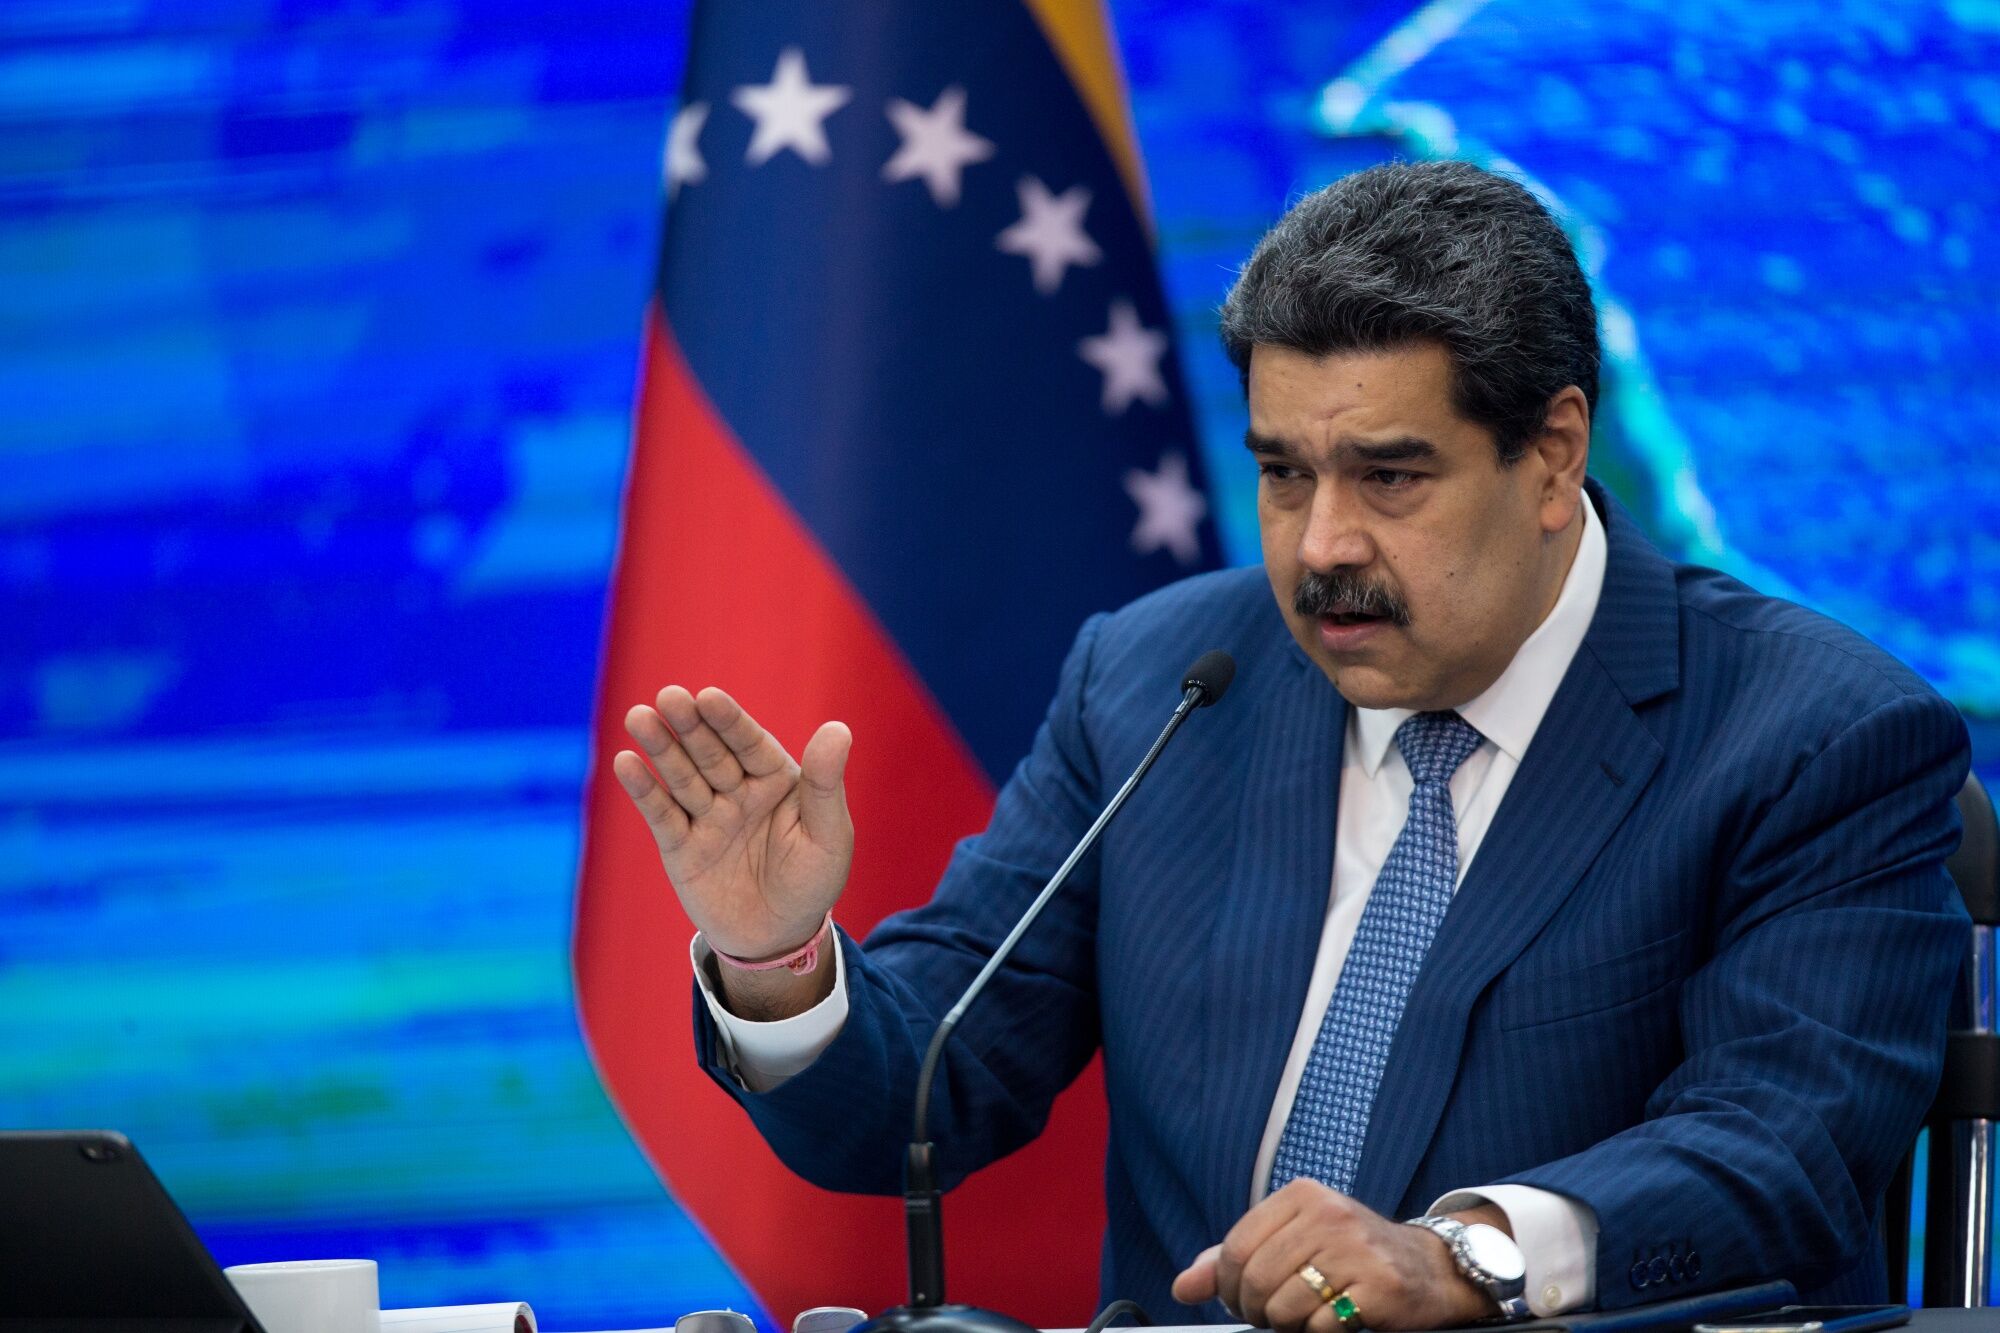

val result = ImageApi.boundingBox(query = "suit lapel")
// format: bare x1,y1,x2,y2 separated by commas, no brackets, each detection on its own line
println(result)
1197,645,1348,1236
1345,481,1681,1214
1345,645,1664,1213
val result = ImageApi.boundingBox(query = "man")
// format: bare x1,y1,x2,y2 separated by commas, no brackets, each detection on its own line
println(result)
611,162,1970,1330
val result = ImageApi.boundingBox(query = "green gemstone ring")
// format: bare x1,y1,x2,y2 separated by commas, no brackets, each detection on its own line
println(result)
1331,1292,1366,1333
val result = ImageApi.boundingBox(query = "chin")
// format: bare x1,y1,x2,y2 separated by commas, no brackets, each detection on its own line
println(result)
1324,655,1458,712
1333,678,1418,711
1286,615,1440,710
1315,660,1404,710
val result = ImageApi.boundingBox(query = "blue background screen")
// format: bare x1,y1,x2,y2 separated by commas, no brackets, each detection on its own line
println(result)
3,1,1994,1326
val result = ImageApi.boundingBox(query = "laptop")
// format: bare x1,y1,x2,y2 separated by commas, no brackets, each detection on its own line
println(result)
0,1130,268,1333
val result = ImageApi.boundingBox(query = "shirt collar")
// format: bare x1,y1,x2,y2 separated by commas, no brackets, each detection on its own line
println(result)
1351,492,1608,777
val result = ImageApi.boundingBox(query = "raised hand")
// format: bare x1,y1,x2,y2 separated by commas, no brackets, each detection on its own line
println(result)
614,685,853,968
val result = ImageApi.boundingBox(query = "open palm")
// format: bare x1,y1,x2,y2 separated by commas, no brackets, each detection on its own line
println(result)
613,685,853,962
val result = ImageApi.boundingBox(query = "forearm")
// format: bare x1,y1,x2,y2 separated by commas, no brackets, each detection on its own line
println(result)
695,913,1099,1195
1503,901,1958,1306
694,611,1113,1190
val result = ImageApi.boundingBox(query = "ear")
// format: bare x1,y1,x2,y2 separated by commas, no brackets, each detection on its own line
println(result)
1530,385,1592,537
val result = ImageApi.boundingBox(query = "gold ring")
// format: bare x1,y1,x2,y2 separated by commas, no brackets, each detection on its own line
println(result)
1331,1290,1366,1333
1296,1263,1338,1304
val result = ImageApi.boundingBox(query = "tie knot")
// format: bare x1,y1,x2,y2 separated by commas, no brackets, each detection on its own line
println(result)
1394,711,1483,787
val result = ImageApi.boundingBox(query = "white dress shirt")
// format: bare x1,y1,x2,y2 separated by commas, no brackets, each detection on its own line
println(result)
697,498,1608,1316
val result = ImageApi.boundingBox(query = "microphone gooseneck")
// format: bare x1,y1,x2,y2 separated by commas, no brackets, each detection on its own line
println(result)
865,651,1235,1333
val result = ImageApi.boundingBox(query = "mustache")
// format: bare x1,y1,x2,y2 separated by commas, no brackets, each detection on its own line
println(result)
1294,569,1412,627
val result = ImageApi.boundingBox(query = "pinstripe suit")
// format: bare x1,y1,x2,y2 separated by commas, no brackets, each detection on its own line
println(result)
696,481,1970,1318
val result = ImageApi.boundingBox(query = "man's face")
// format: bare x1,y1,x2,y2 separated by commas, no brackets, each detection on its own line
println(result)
1248,342,1583,712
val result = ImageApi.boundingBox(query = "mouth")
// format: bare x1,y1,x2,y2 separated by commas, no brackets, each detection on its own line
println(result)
1314,609,1394,651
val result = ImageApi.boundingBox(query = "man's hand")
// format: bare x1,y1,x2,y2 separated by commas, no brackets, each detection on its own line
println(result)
1170,1180,1501,1332
614,686,853,1018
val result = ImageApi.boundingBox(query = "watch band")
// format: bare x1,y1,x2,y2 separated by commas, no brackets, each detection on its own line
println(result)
1405,1215,1532,1320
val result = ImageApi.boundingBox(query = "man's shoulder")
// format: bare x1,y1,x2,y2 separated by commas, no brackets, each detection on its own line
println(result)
1674,563,1939,704
1088,565,1294,673
1104,563,1276,630
1047,566,1304,733
1665,562,1964,760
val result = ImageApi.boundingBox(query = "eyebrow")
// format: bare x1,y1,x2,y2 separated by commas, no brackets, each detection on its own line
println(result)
1243,430,1440,465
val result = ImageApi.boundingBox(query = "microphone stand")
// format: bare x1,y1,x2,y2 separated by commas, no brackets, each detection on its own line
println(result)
856,652,1235,1333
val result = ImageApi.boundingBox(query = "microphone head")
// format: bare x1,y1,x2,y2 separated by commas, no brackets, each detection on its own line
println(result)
1181,650,1236,707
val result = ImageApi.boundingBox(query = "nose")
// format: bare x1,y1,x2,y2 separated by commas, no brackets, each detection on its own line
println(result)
1297,482,1374,573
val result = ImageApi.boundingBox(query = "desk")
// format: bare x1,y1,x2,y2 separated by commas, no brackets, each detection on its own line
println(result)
1082,1314,2000,1333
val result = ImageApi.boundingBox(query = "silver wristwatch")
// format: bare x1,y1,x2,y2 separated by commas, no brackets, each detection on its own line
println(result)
1405,1215,1532,1320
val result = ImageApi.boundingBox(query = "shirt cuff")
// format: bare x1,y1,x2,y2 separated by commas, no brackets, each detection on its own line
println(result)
1431,1183,1598,1316
691,930,850,1093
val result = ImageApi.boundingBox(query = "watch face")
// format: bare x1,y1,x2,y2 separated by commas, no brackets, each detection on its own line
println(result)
1462,1223,1527,1284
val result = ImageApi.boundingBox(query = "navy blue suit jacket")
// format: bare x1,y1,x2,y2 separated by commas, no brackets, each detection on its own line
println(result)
697,484,1970,1318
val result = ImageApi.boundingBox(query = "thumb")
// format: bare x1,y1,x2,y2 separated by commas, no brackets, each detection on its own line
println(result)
798,720,853,847
1171,1244,1222,1305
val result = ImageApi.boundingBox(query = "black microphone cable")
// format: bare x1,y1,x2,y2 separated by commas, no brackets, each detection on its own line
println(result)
1081,1300,1153,1333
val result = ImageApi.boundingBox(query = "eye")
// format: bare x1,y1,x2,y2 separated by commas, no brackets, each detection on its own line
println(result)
1369,469,1419,490
1258,461,1304,482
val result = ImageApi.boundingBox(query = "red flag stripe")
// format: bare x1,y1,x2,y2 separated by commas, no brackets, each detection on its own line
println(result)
575,314,1108,1326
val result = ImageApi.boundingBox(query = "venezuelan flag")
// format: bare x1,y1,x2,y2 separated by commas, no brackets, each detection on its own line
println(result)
574,3,1222,1323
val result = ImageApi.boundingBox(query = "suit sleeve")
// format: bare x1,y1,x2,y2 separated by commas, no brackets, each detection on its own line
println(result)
1504,687,1971,1303
691,612,1113,1194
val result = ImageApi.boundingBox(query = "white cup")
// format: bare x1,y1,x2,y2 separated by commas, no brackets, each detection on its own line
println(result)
224,1258,380,1333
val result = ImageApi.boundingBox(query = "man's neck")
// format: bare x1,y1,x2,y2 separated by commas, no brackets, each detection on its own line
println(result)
1532,502,1589,636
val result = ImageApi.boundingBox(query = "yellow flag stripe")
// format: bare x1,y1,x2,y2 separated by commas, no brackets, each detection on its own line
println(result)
1020,0,1153,227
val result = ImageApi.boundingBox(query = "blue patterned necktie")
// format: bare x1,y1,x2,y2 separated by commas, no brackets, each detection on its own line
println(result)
1269,709,1486,1196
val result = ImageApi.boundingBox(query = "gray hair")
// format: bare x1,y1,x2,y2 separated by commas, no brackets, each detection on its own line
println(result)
1218,161,1599,463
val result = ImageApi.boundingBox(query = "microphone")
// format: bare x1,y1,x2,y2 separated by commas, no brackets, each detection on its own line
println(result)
856,651,1237,1333
1181,649,1234,707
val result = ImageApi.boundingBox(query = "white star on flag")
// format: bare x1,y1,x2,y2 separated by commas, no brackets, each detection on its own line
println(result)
665,101,709,195
1124,452,1207,566
732,47,851,167
882,86,994,208
996,176,1102,295
1079,299,1170,413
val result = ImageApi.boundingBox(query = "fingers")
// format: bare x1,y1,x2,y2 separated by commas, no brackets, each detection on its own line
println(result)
1171,1244,1222,1306
696,687,796,780
798,721,853,848
625,686,845,854
1251,1219,1339,1333
1215,1188,1301,1325
625,701,715,817
611,748,692,844
1239,1216,1321,1330
656,685,747,795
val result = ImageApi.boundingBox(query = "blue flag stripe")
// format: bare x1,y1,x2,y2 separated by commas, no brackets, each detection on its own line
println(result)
659,1,1222,782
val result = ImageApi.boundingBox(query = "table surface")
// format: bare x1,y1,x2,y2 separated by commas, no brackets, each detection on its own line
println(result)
1055,1313,2000,1333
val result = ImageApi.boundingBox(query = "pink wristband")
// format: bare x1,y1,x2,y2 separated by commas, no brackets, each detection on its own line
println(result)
710,914,833,976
